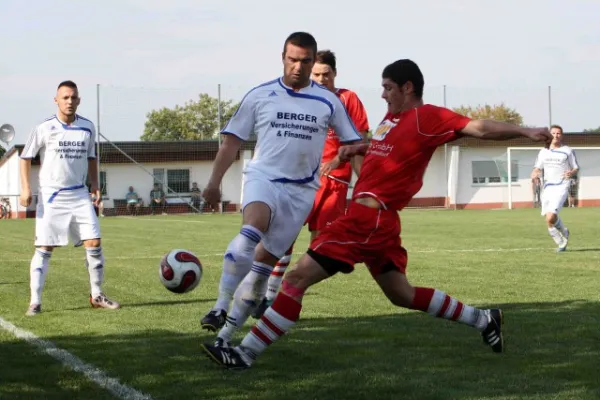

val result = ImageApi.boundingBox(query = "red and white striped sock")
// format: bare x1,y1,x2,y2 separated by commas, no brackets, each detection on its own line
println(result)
411,287,488,331
266,245,293,302
238,292,301,361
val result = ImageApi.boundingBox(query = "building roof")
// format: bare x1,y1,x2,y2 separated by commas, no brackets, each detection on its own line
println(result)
2,132,600,165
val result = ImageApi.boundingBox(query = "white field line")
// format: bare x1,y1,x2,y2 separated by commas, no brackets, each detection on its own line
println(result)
0,316,153,400
6,246,589,262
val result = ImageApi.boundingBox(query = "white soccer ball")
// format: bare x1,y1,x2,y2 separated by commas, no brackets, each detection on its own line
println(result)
159,249,203,293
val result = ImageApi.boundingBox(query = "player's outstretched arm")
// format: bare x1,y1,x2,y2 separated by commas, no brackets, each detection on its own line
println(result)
203,134,243,207
19,158,33,207
339,143,370,162
461,120,552,145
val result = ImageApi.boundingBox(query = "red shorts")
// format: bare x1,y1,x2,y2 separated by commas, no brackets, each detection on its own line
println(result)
309,201,407,277
305,176,349,232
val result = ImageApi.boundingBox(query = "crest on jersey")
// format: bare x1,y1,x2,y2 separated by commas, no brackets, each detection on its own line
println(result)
372,119,396,141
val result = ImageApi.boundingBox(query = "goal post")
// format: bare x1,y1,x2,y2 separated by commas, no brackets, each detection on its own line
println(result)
507,146,600,210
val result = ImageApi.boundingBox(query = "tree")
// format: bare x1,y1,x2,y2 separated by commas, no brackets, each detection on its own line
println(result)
0,144,5,158
452,103,524,126
583,126,600,133
141,93,240,141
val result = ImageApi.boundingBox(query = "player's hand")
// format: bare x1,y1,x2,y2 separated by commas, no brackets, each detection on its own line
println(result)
563,170,573,179
19,188,32,207
202,185,221,210
91,187,101,206
320,156,341,177
524,127,552,146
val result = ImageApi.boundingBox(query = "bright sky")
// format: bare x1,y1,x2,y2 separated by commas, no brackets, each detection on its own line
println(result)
1,0,599,147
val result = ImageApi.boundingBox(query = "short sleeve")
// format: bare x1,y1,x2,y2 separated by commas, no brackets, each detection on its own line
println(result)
329,95,363,143
417,106,472,147
20,125,44,159
534,150,544,170
342,91,369,133
221,89,257,141
88,124,97,160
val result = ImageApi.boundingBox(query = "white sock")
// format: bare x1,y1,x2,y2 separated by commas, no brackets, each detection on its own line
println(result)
548,227,564,246
554,218,567,237
85,247,104,297
30,249,52,305
217,262,273,343
214,225,263,312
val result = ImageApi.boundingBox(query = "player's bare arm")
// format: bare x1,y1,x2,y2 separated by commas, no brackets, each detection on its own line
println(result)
87,159,101,206
531,167,542,179
19,158,33,207
203,134,243,207
338,143,370,162
461,120,552,144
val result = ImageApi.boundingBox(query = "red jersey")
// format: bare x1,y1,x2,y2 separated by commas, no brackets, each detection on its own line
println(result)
352,104,471,211
322,88,369,181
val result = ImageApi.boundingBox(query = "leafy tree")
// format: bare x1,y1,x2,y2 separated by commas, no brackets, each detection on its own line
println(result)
453,103,524,126
142,94,239,141
0,144,5,158
583,126,600,133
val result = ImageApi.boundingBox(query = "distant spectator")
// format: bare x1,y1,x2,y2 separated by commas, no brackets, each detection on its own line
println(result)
126,186,142,216
150,183,167,215
190,182,205,213
568,171,579,207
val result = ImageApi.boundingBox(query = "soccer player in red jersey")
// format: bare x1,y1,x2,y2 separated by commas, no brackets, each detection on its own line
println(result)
202,59,552,369
252,50,370,319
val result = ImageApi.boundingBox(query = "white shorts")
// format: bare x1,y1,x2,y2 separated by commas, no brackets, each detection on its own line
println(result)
241,171,316,258
35,187,101,247
540,183,568,216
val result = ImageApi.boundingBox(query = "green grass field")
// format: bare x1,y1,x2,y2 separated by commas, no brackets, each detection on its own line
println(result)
1,208,599,400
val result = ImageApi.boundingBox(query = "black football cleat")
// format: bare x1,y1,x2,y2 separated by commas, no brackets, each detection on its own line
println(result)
481,309,504,353
201,309,227,332
201,344,251,370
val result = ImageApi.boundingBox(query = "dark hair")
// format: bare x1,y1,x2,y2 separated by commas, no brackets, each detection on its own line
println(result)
283,32,317,57
57,80,78,90
550,124,563,133
382,59,424,98
316,50,336,72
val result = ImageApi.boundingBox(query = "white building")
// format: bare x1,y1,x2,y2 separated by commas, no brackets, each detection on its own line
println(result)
1,134,599,219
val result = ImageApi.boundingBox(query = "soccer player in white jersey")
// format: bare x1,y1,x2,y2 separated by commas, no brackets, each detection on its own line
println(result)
200,32,363,345
20,80,120,316
531,124,579,252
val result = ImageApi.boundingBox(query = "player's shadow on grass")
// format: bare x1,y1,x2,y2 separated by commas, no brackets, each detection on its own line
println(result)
61,298,217,311
3,300,599,400
568,248,600,252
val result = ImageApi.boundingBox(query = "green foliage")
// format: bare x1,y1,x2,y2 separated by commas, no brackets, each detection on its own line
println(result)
142,93,239,141
0,144,5,158
583,126,600,133
453,103,524,126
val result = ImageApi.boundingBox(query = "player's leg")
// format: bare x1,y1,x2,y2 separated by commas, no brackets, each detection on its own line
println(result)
542,186,569,251
214,185,313,342
201,249,337,369
27,196,67,316
73,196,120,309
214,243,280,346
372,261,503,353
201,177,275,331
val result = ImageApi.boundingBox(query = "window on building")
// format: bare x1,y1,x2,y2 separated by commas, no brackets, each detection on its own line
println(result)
472,160,518,184
153,168,165,189
167,169,190,193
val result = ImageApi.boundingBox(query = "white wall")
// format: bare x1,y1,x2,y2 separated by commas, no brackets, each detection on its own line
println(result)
0,152,39,214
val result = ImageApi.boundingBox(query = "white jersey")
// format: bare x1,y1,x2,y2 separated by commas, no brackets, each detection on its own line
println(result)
222,77,362,189
534,146,579,187
21,114,96,192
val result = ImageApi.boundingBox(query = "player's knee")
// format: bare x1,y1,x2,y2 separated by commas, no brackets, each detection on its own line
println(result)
545,213,557,225
38,246,54,252
84,238,101,248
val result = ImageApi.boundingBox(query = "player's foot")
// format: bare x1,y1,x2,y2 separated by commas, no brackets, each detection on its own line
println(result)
89,293,121,309
25,304,41,316
201,309,227,332
557,228,569,252
481,309,503,353
251,297,272,319
201,344,252,370
214,337,231,349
